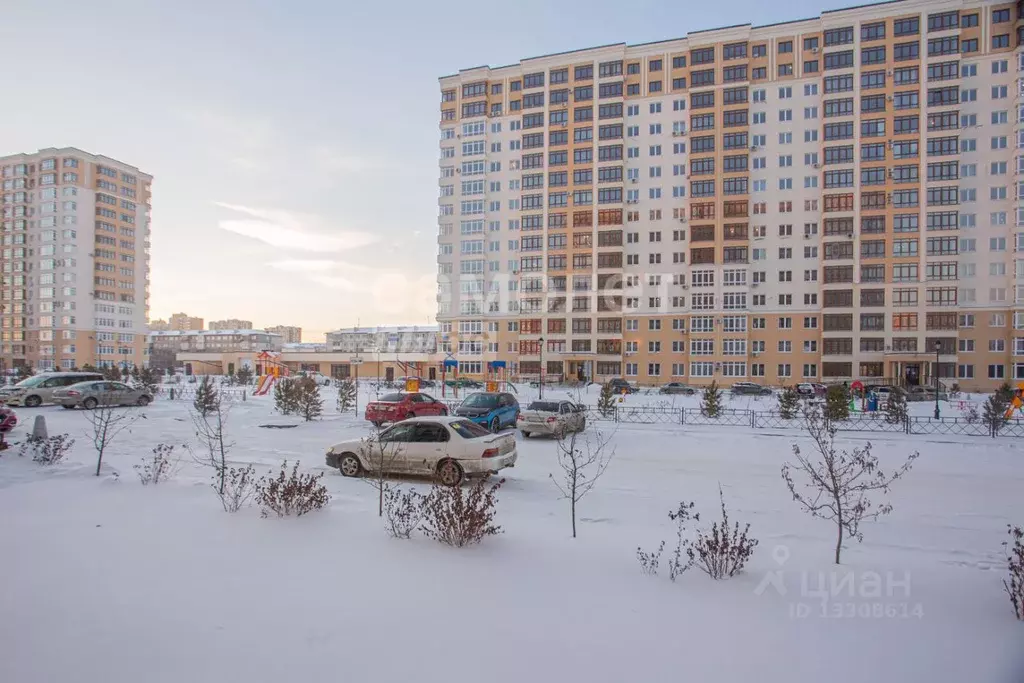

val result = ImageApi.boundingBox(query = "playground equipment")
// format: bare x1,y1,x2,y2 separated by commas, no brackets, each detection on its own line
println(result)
253,351,289,396
1003,382,1024,418
485,360,507,393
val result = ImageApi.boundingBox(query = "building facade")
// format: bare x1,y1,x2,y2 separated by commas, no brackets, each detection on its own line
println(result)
168,313,204,331
209,318,253,331
148,329,282,373
437,0,1024,390
1,147,151,372
266,324,302,344
326,326,438,354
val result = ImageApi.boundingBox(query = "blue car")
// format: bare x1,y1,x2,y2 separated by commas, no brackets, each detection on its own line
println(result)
454,391,520,432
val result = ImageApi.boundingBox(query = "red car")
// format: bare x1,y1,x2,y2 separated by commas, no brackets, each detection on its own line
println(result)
365,392,448,427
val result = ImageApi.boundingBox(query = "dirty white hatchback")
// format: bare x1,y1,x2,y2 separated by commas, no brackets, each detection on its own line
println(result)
326,416,517,486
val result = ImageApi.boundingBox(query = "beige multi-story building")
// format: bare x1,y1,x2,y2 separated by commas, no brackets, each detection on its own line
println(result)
148,318,170,331
437,0,1024,391
168,312,204,331
266,324,302,344
1,147,151,372
209,318,253,331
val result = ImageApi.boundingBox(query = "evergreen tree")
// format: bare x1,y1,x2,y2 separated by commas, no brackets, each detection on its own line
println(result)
193,376,219,418
130,364,141,385
597,382,616,418
701,381,723,418
138,366,159,393
295,377,323,421
81,364,97,373
883,387,909,425
778,385,800,419
274,378,299,415
824,384,850,421
102,365,122,381
235,365,254,386
121,365,131,380
336,378,357,413
984,388,1012,435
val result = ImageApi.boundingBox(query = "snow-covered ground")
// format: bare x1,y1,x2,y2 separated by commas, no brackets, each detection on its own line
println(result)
1,386,1021,683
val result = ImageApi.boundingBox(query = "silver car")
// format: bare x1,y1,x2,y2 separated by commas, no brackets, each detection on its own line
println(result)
517,400,587,438
54,381,153,409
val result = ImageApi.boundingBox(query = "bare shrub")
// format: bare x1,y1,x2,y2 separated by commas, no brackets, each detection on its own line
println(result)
84,400,143,476
783,408,918,564
688,487,759,580
383,485,426,539
636,541,665,576
256,461,330,518
420,477,503,547
133,444,179,485
668,500,699,581
20,434,75,466
218,464,258,513
1004,524,1024,620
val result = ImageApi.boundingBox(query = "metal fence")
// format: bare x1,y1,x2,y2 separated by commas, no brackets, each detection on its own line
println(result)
682,408,754,427
155,386,249,401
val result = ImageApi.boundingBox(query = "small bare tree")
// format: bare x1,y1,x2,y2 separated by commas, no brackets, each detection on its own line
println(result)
1003,524,1023,620
361,423,404,517
550,427,614,538
783,407,918,564
134,443,180,485
190,388,233,496
84,394,144,476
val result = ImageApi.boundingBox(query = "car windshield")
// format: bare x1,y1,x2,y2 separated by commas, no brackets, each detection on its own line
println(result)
449,420,491,438
14,376,46,388
462,393,497,408
378,393,405,402
528,401,560,412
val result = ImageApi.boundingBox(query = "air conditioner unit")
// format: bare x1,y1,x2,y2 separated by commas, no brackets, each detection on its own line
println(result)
803,234,811,239
679,217,688,223
751,283,760,288
812,47,820,54
886,68,894,76
750,145,759,151
631,178,638,184
885,94,893,101
812,163,820,169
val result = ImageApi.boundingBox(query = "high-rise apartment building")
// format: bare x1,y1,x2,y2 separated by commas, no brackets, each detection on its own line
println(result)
209,319,253,331
1,147,151,372
437,0,1024,390
168,313,204,331
266,325,302,344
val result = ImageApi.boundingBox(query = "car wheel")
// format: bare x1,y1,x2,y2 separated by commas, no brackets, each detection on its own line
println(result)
439,408,448,416
83,397,98,410
24,395,42,408
436,459,464,486
489,416,500,433
62,405,75,410
338,453,362,477
136,395,151,407
522,431,531,438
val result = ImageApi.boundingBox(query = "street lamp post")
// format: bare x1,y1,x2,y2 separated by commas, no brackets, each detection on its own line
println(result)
933,340,942,420
539,336,545,400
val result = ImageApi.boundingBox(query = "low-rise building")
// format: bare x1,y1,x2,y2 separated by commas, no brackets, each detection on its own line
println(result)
148,329,282,373
326,326,437,354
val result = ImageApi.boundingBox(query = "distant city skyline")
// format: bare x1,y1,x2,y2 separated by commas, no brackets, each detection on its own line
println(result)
0,0,857,343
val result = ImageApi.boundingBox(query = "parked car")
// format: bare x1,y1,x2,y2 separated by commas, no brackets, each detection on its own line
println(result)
518,400,586,438
907,385,948,402
730,382,773,396
364,392,447,427
445,377,484,389
659,382,696,395
54,381,153,409
297,371,333,386
326,416,517,486
605,378,638,394
796,383,827,397
395,376,436,388
0,372,105,407
454,391,520,432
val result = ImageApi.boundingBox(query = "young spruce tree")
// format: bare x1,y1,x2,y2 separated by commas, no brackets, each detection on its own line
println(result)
824,384,850,421
597,382,616,418
294,377,323,421
778,385,800,419
701,380,723,418
193,376,219,418
883,387,908,425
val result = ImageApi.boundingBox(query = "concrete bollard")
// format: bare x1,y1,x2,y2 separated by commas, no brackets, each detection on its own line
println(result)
170,388,175,400
243,390,247,402
32,415,48,441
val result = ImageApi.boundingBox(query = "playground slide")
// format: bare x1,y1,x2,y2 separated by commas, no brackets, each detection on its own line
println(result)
254,375,276,396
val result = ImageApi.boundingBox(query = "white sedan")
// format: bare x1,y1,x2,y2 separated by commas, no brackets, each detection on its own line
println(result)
517,400,587,437
325,416,517,486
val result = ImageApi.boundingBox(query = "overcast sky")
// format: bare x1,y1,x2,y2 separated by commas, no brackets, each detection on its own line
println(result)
0,0,850,341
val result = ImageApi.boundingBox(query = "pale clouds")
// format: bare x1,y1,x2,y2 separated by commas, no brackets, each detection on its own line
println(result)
267,259,339,272
215,203,377,252
311,145,394,174
175,107,274,151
